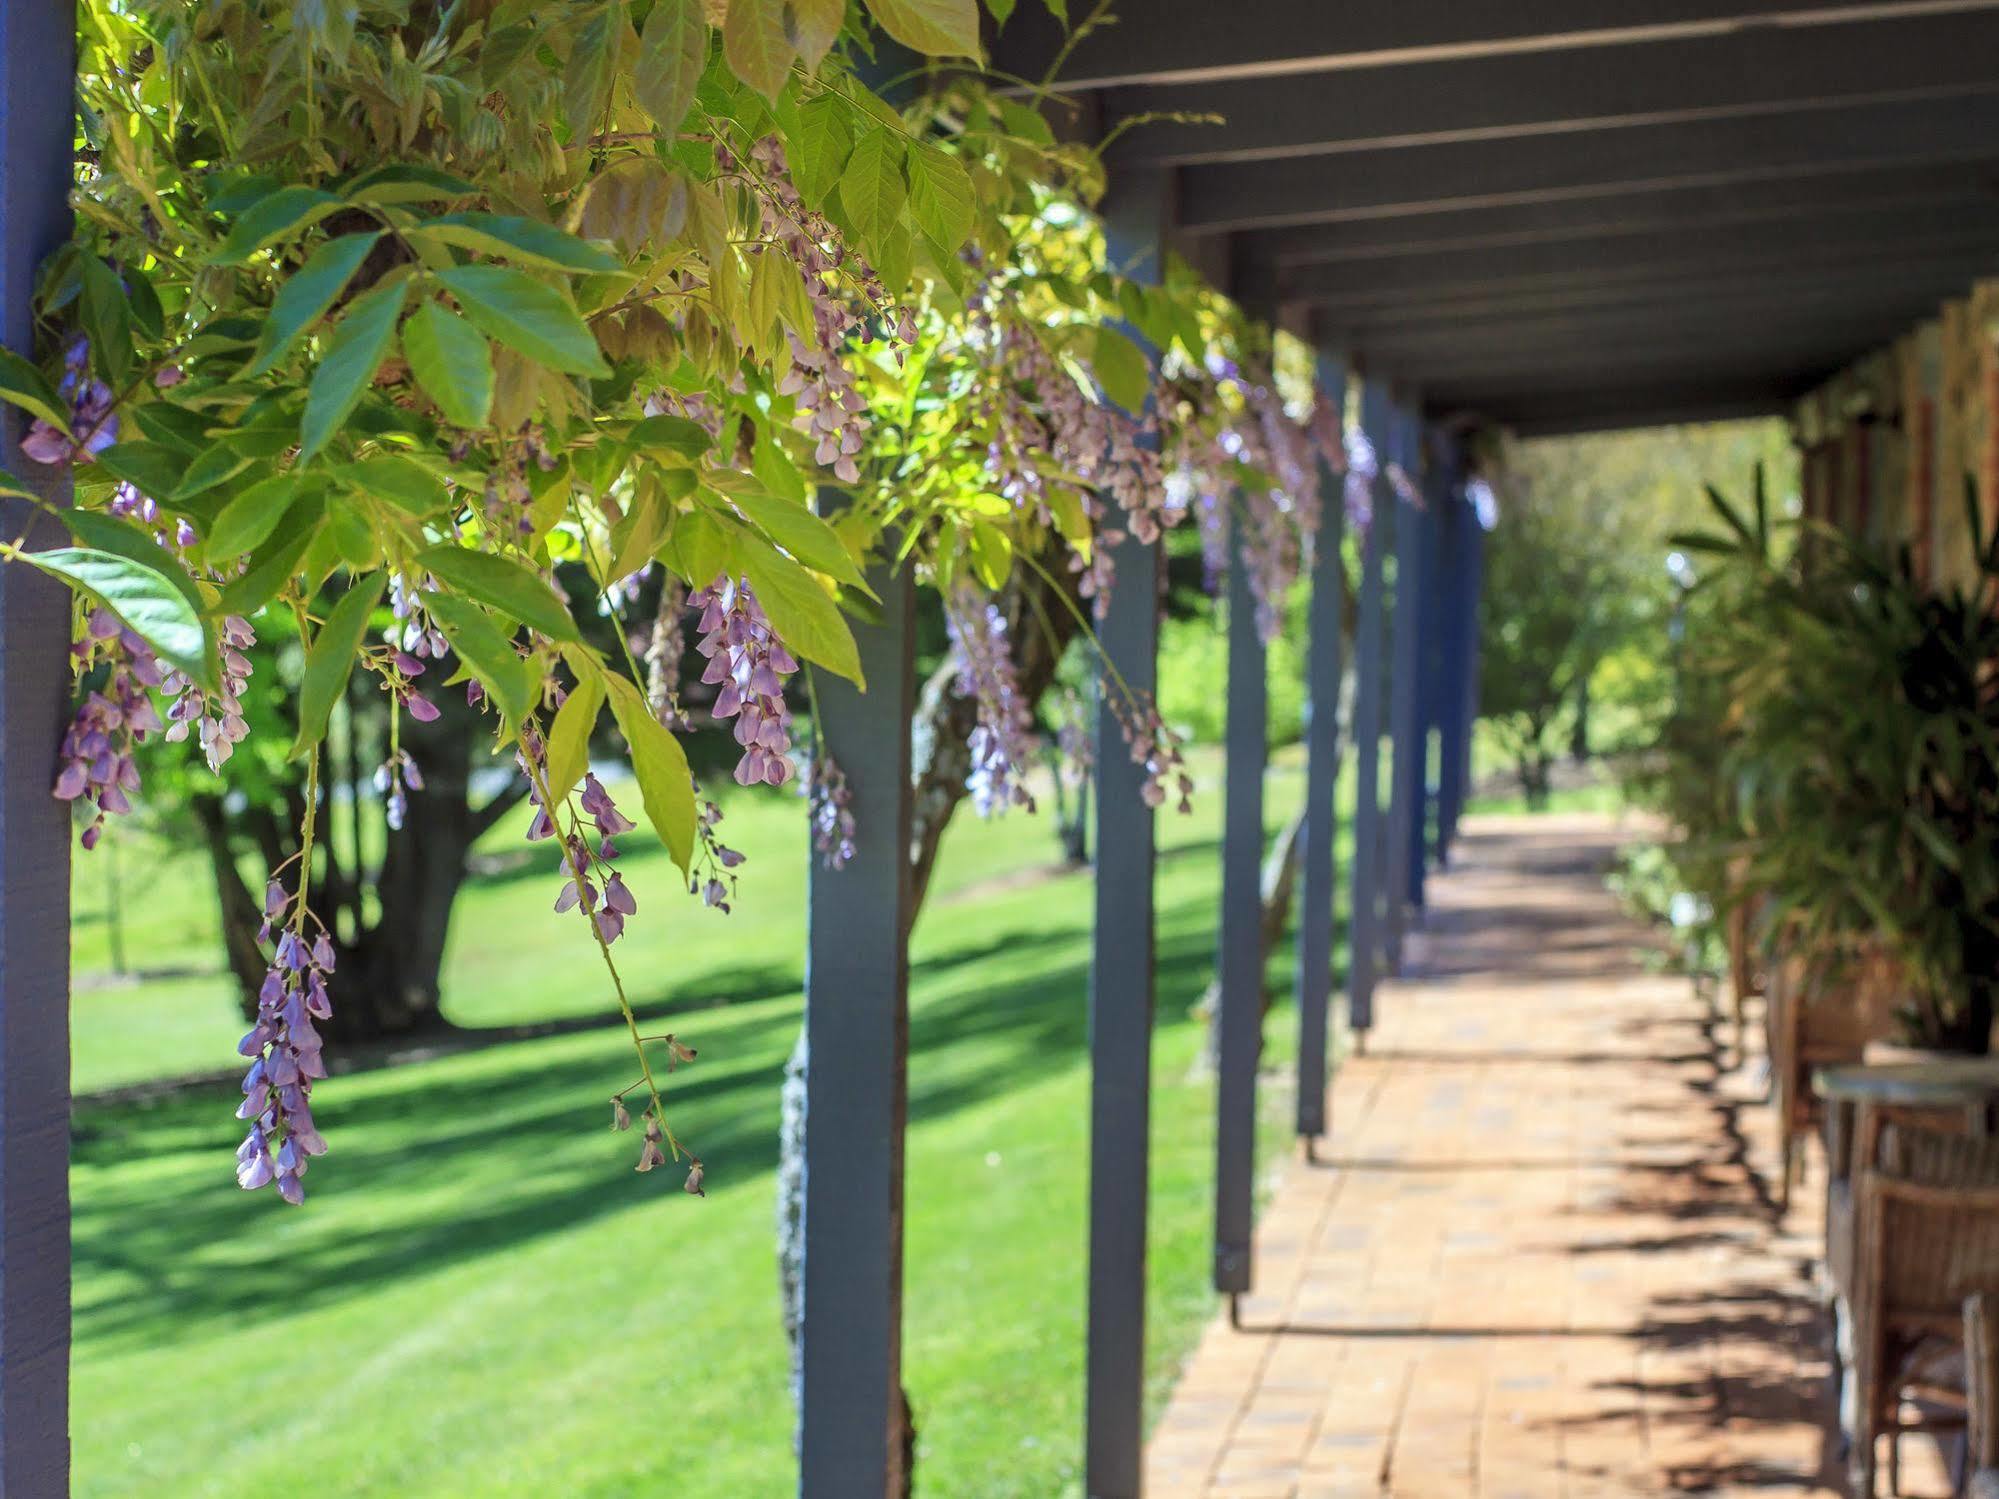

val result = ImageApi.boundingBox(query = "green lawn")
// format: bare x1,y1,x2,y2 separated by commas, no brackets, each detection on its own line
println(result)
71,748,1325,1497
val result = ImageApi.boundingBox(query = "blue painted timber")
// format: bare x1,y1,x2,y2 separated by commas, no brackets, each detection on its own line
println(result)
1382,403,1425,973
0,2,77,1491
1345,381,1392,1038
1432,472,1470,868
1213,499,1268,1297
1085,166,1168,1499
1294,352,1348,1142
799,562,917,1499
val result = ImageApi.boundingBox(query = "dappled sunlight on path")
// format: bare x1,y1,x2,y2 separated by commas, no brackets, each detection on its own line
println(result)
1146,812,1949,1499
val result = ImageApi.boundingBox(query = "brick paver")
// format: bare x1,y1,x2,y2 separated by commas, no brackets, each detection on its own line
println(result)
1146,811,1951,1499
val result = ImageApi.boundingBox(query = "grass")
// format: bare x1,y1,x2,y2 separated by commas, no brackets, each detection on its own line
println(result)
71,747,1323,1498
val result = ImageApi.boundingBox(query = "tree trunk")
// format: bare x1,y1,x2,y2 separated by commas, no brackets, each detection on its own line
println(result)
1569,675,1591,763
194,684,529,1046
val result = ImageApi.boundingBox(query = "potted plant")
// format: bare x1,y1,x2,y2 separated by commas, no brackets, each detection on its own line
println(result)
1679,485,1999,1057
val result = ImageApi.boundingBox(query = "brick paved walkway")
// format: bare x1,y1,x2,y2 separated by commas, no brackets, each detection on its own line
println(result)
1146,811,1952,1499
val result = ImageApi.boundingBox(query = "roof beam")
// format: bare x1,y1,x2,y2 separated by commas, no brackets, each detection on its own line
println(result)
1176,89,1999,232
1246,159,1999,264
1280,202,1999,303
1346,300,1940,369
1309,258,1993,332
1104,7,1999,165
989,0,1999,90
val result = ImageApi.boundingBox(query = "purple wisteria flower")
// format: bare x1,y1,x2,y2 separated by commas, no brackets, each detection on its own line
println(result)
1106,686,1195,814
54,608,163,848
373,749,424,831
20,336,118,467
802,752,856,871
689,793,747,909
745,136,915,483
944,584,1039,816
235,880,333,1206
966,301,1168,616
162,614,254,771
691,576,797,787
1342,429,1379,533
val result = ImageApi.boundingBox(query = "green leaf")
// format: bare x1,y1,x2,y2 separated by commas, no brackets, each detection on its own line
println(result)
343,163,481,206
906,141,973,254
836,127,907,249
92,442,187,499
401,300,495,429
709,484,869,590
208,472,318,562
863,0,982,59
63,510,211,626
211,186,343,265
80,257,135,386
291,573,385,758
330,454,449,518
423,590,542,727
604,673,696,874
627,413,713,460
789,0,844,68
215,509,324,616
414,544,579,641
564,5,619,137
0,347,70,434
435,265,609,378
172,439,258,502
244,231,382,379
724,0,795,101
23,546,216,691
416,213,623,275
738,544,862,683
787,94,852,209
300,280,408,461
634,0,709,135
544,670,606,808
1090,325,1151,412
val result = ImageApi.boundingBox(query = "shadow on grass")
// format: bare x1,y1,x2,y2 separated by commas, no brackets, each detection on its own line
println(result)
72,877,1227,1353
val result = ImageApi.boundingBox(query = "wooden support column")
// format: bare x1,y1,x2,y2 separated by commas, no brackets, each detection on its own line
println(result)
0,3,77,1492
1344,380,1392,1040
1383,402,1425,973
1083,166,1168,1499
1294,347,1348,1146
1432,465,1469,870
798,563,916,1499
1213,488,1268,1299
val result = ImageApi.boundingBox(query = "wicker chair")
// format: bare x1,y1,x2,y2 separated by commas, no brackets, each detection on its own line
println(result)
1849,1126,1999,1496
1769,941,1902,1215
1969,1292,1999,1499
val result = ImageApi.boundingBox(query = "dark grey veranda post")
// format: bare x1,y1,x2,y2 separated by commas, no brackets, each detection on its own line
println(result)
1212,458,1268,1305
1382,402,1425,974
1457,496,1488,837
1432,466,1469,868
1344,379,1391,1042
1083,166,1167,1499
1294,346,1348,1146
798,562,917,1499
1407,436,1450,909
0,3,76,1492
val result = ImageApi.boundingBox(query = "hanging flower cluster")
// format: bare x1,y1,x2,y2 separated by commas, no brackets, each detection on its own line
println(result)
805,751,858,871
21,336,116,466
944,584,1040,816
235,879,332,1205
693,576,797,787
163,615,255,772
53,608,162,848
